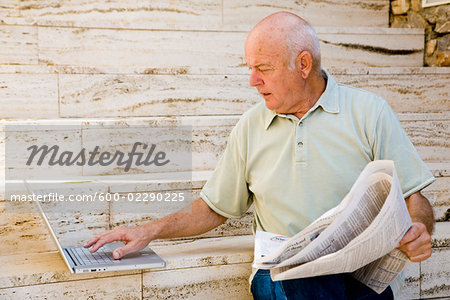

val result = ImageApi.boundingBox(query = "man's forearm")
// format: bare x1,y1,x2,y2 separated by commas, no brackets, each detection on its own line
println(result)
147,198,228,240
84,198,227,258
405,191,434,234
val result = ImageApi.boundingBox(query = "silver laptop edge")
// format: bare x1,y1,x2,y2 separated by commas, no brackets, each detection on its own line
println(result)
24,180,76,273
24,180,166,274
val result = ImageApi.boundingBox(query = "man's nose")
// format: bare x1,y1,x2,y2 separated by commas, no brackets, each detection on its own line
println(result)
249,70,263,86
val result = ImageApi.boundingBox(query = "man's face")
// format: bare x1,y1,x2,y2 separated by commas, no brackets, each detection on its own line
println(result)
244,36,303,114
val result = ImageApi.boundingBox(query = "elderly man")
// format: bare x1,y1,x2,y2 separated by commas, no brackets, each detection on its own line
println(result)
85,12,435,299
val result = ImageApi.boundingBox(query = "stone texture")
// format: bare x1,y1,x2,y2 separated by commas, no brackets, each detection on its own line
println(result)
110,189,196,223
110,182,253,239
37,26,247,71
391,15,410,28
437,34,450,52
0,25,37,64
0,73,59,119
422,177,450,222
2,180,111,248
36,200,109,247
223,0,389,29
422,5,449,24
410,0,422,11
0,274,141,299
420,247,450,298
332,69,450,114
143,263,253,300
0,201,57,256
3,124,84,181
1,0,223,31
431,222,450,248
397,262,420,300
389,1,449,66
106,170,211,193
0,0,389,29
0,235,254,289
435,20,450,33
407,10,429,28
198,211,253,238
436,52,450,66
426,39,437,55
145,236,254,272
425,161,450,177
59,74,260,118
398,113,450,162
297,27,425,68
392,0,410,15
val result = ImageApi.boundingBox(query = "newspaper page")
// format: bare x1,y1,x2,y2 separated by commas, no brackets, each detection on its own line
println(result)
253,160,412,294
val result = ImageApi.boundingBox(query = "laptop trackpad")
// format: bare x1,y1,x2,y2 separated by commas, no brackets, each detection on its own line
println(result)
102,242,161,262
104,242,141,258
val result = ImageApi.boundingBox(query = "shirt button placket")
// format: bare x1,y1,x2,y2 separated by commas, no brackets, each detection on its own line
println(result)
296,121,305,162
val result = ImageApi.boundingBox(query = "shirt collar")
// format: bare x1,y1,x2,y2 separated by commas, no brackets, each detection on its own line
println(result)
264,69,339,130
315,69,339,114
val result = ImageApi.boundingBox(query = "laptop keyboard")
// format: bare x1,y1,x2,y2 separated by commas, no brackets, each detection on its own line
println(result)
68,247,120,266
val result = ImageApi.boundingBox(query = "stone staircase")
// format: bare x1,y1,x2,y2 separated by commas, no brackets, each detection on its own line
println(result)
1,1,449,299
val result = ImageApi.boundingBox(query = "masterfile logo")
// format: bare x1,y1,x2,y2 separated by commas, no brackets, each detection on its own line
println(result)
5,123,192,178
4,123,194,214
26,142,170,172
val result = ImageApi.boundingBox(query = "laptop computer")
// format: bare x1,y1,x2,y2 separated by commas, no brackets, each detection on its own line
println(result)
25,180,166,274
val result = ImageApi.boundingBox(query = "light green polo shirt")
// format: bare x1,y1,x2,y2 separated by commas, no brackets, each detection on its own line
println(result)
200,69,435,237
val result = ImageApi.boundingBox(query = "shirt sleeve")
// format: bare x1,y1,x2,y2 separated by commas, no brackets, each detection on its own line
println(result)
371,101,436,198
200,124,253,219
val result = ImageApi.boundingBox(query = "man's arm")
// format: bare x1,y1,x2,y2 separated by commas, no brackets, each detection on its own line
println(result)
84,198,227,259
397,191,434,262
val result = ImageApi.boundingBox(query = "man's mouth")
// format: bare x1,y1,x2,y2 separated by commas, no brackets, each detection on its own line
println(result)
261,92,271,97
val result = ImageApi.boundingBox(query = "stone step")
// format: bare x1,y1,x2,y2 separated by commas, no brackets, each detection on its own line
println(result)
0,223,448,299
0,25,424,71
1,67,448,119
0,0,389,29
0,235,254,299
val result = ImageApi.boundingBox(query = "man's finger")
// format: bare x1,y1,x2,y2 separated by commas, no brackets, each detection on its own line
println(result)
397,227,417,247
408,250,432,262
397,224,431,262
398,223,425,247
84,236,100,248
84,230,113,248
399,230,430,251
398,241,431,259
113,242,138,259
89,232,122,253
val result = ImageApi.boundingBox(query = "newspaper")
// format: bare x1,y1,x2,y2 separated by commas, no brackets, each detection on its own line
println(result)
253,160,412,294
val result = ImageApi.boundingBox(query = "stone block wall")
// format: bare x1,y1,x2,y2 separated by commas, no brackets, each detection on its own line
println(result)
390,0,450,66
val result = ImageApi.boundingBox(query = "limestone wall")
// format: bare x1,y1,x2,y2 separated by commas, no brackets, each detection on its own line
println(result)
390,0,450,66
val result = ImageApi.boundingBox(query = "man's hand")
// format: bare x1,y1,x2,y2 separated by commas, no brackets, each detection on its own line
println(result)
84,224,153,259
397,222,432,262
397,191,434,262
83,198,227,259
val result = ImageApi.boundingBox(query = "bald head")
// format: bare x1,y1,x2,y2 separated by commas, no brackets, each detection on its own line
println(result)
246,12,321,74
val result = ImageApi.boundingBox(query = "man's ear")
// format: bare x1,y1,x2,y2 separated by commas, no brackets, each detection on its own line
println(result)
296,51,313,79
